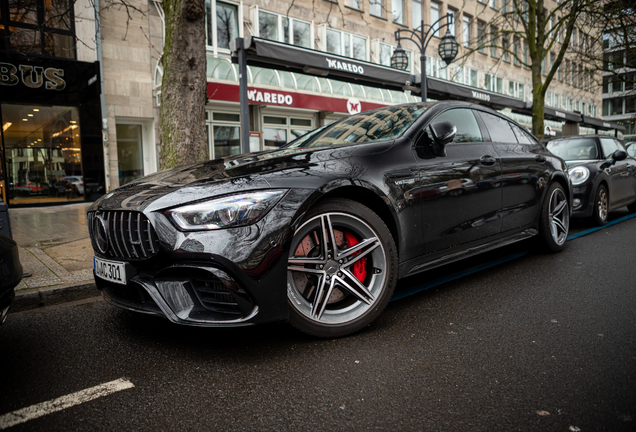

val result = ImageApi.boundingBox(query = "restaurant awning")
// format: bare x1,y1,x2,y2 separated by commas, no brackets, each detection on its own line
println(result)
232,37,415,93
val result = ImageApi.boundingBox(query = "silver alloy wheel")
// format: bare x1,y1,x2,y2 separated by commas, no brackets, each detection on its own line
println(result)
597,188,608,223
287,212,387,325
549,187,569,246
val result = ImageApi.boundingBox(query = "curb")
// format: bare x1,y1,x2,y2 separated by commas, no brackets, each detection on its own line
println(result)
11,281,100,314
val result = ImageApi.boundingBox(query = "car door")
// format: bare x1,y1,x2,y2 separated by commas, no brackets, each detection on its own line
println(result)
475,110,548,232
414,107,503,254
599,137,632,206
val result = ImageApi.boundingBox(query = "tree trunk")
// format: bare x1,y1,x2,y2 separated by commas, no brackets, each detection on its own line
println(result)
159,0,208,169
531,66,545,140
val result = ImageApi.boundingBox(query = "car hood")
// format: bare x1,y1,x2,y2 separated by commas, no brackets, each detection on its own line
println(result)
90,141,393,213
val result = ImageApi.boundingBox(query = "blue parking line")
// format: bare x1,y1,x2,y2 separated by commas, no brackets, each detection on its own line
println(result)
391,212,636,301
566,213,636,241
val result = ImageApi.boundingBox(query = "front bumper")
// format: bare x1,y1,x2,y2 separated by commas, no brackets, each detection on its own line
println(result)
91,189,314,327
571,182,596,218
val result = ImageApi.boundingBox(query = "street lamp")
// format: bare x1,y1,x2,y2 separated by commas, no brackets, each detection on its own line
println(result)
391,14,458,102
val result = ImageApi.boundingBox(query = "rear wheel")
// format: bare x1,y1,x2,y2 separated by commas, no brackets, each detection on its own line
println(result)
538,183,569,253
592,185,609,226
287,199,397,337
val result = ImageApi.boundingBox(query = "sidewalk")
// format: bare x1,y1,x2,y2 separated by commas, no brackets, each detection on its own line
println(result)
8,202,99,313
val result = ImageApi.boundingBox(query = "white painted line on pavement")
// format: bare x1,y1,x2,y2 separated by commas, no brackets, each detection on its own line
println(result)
0,378,134,430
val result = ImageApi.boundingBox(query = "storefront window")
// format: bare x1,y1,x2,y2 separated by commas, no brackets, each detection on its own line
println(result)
263,115,313,149
1,103,83,204
213,126,241,158
116,124,144,186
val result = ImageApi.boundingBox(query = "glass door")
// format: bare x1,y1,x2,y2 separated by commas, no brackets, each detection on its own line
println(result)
116,124,144,186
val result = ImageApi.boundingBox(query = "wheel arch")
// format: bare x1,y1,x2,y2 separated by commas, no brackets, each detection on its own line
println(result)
294,185,401,256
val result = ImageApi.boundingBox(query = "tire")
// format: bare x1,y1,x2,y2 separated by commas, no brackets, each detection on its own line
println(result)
537,182,570,253
287,199,398,337
592,185,609,226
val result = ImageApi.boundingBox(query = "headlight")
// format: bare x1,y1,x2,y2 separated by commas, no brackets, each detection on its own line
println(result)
167,190,287,231
568,166,590,185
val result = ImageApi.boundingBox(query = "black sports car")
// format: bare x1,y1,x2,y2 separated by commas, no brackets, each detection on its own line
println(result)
547,135,636,225
88,101,571,337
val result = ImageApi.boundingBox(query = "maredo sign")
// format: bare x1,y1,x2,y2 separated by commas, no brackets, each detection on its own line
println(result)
207,83,387,114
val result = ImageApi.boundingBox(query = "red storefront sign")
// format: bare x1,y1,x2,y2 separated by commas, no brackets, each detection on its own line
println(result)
207,82,388,114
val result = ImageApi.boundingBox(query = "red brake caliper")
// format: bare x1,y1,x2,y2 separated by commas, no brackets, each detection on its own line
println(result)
344,232,367,283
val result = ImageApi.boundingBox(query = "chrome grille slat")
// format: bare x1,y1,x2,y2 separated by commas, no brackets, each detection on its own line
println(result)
120,212,132,258
89,211,159,261
137,214,148,258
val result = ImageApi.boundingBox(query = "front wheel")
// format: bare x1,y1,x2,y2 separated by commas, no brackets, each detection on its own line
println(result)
537,183,570,253
592,185,609,226
287,199,397,338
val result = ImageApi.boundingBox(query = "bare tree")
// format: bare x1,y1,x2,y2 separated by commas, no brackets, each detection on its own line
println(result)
464,0,606,139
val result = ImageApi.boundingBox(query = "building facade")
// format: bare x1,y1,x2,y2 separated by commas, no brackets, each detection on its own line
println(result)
1,0,618,204
602,22,636,142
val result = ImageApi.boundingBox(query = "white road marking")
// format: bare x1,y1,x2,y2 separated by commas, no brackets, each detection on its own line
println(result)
0,378,134,429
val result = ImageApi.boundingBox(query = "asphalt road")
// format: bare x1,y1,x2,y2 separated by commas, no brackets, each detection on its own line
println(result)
1,216,635,431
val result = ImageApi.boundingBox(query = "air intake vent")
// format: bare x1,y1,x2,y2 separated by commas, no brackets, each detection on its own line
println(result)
192,280,242,315
88,211,159,261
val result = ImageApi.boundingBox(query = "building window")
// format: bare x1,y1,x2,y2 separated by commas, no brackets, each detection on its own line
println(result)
425,56,448,80
325,28,368,61
1,0,76,59
491,27,498,57
430,2,441,37
345,0,361,9
502,35,509,62
484,74,503,93
513,36,520,65
489,0,497,8
258,9,311,48
412,0,422,30
477,21,485,54
392,0,404,25
370,0,384,17
509,80,525,100
116,125,145,186
462,15,472,48
207,0,240,51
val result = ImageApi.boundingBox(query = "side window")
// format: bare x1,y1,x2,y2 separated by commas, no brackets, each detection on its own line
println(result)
478,111,518,143
599,138,619,158
510,123,535,144
433,109,483,143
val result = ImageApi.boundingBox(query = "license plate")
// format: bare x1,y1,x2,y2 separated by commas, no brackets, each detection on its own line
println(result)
94,257,127,285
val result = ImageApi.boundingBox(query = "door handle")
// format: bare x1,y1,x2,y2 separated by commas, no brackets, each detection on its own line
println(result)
480,155,496,166
535,155,546,162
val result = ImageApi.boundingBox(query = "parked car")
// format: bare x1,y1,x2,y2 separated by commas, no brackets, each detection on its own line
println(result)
88,101,571,337
547,135,636,225
60,176,84,195
0,234,23,325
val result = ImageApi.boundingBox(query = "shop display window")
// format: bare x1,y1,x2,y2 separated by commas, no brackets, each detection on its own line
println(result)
116,124,145,186
1,103,83,204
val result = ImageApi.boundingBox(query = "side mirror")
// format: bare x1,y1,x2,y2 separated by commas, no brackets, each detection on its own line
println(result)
613,150,627,162
428,121,456,157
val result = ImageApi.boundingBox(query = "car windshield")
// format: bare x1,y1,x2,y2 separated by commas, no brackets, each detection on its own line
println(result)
283,103,430,149
547,138,600,161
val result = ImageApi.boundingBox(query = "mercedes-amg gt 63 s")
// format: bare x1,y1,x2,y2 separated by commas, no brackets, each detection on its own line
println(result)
88,101,571,337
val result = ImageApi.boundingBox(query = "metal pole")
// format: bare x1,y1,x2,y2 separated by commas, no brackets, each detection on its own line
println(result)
95,0,110,193
421,20,426,102
237,38,250,155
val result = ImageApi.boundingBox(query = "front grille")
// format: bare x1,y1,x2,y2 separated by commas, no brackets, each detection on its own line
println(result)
88,211,160,261
191,279,242,315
